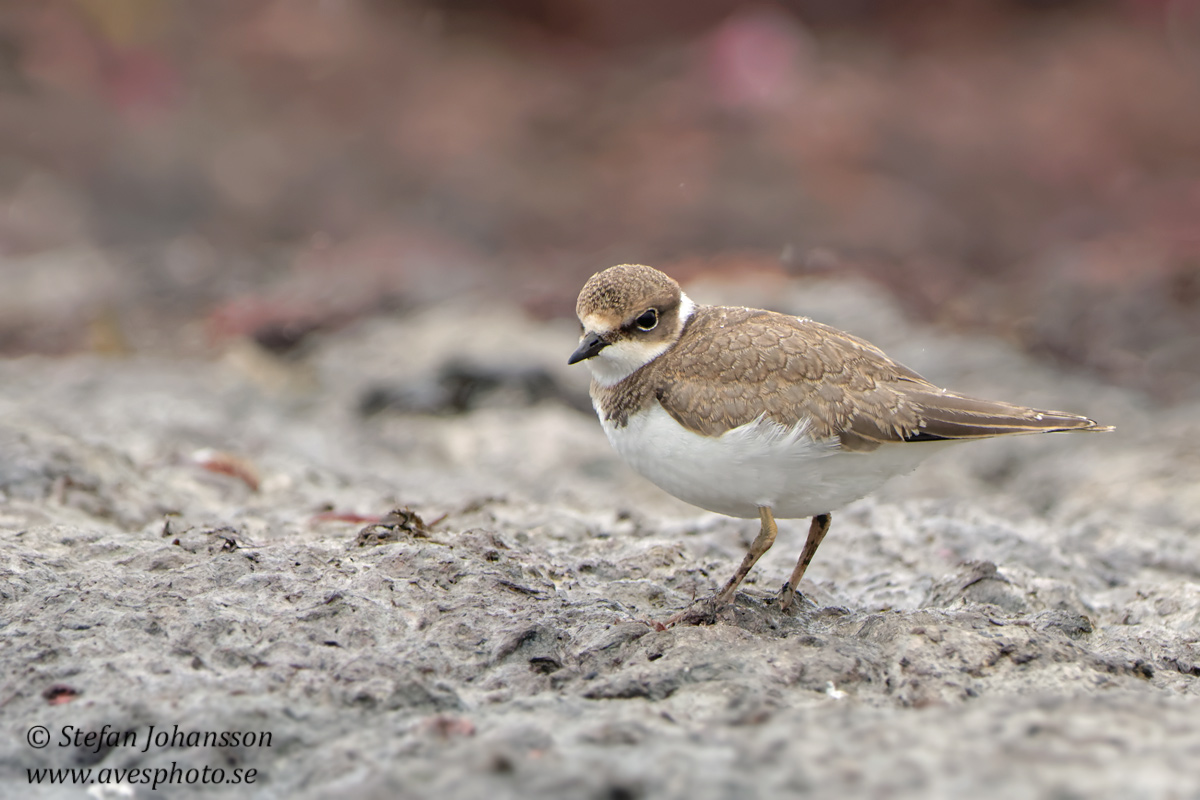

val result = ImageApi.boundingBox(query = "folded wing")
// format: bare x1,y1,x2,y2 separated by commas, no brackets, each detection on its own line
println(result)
653,307,1111,451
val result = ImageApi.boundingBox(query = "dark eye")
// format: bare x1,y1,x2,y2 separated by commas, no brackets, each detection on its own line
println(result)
635,309,658,331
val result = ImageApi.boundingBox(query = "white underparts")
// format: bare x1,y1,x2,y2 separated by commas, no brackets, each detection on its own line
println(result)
600,403,946,519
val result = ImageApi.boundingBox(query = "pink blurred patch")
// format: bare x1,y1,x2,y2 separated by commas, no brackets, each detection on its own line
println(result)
704,9,811,111
103,47,180,120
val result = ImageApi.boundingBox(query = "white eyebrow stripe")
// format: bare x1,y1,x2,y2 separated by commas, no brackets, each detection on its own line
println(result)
580,313,617,334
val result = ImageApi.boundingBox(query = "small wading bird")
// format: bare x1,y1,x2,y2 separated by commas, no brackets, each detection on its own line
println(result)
568,264,1111,620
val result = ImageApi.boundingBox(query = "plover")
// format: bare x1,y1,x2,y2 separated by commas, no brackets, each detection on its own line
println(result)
568,264,1111,614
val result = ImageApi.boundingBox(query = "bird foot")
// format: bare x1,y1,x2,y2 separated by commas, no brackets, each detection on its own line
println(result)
776,582,818,614
778,581,798,611
660,596,723,627
661,586,809,627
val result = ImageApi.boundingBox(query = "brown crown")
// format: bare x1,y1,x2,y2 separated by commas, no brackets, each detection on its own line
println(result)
576,264,681,321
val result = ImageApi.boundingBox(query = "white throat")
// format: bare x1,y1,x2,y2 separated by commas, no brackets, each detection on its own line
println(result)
584,293,696,387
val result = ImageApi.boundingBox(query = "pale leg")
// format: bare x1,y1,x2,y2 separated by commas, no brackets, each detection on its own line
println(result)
779,513,831,611
714,506,778,605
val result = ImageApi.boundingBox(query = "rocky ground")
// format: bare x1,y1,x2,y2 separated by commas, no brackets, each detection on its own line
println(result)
2,274,1199,799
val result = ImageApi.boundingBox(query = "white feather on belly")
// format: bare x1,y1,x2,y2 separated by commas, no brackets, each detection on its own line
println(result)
600,402,947,519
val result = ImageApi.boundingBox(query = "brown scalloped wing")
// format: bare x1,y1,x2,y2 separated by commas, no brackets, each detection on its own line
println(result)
651,307,1109,451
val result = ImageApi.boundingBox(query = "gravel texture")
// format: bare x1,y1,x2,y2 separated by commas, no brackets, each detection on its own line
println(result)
2,275,1198,799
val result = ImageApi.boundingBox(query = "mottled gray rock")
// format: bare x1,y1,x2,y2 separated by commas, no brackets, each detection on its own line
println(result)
1,284,1198,799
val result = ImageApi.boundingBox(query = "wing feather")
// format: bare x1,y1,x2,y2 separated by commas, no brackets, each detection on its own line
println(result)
651,306,1110,449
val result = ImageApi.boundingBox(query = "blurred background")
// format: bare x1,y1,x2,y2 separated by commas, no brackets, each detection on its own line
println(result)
1,0,1199,400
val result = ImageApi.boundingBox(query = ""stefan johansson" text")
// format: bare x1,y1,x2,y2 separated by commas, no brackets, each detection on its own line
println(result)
59,725,272,754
